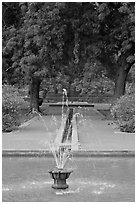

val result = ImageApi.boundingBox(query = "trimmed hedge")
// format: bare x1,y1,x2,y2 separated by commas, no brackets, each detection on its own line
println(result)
111,93,135,133
2,85,29,132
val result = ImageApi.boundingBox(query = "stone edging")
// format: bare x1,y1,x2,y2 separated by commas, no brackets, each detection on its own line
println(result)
2,150,135,157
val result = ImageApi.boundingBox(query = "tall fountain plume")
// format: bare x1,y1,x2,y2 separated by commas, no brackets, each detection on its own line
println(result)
49,89,73,189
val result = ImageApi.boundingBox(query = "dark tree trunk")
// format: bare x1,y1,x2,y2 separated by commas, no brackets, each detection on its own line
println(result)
114,66,129,98
114,56,132,98
30,77,41,113
53,83,58,95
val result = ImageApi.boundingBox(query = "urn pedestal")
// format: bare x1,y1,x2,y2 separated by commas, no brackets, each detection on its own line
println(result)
49,168,73,189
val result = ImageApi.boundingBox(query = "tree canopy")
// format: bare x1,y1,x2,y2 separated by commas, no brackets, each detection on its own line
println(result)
2,2,135,111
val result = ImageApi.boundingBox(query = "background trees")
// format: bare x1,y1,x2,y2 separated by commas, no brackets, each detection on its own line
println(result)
96,2,135,97
2,2,135,112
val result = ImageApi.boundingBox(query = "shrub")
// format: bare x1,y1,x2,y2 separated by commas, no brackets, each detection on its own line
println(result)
111,93,135,133
2,84,29,132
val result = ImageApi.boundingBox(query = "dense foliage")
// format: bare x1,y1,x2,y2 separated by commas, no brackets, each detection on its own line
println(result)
2,2,135,117
111,93,135,133
2,85,29,132
3,3,135,90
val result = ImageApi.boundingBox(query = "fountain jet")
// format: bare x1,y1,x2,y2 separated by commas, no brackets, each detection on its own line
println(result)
49,89,74,189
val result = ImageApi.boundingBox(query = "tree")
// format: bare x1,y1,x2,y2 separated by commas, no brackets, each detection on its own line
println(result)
55,2,135,98
64,2,135,98
96,2,135,97
3,2,96,108
2,3,24,85
3,2,135,111
3,2,66,112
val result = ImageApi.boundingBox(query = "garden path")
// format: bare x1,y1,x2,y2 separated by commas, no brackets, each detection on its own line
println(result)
2,107,135,152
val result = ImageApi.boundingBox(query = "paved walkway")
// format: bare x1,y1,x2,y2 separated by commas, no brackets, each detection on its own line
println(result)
2,107,135,152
